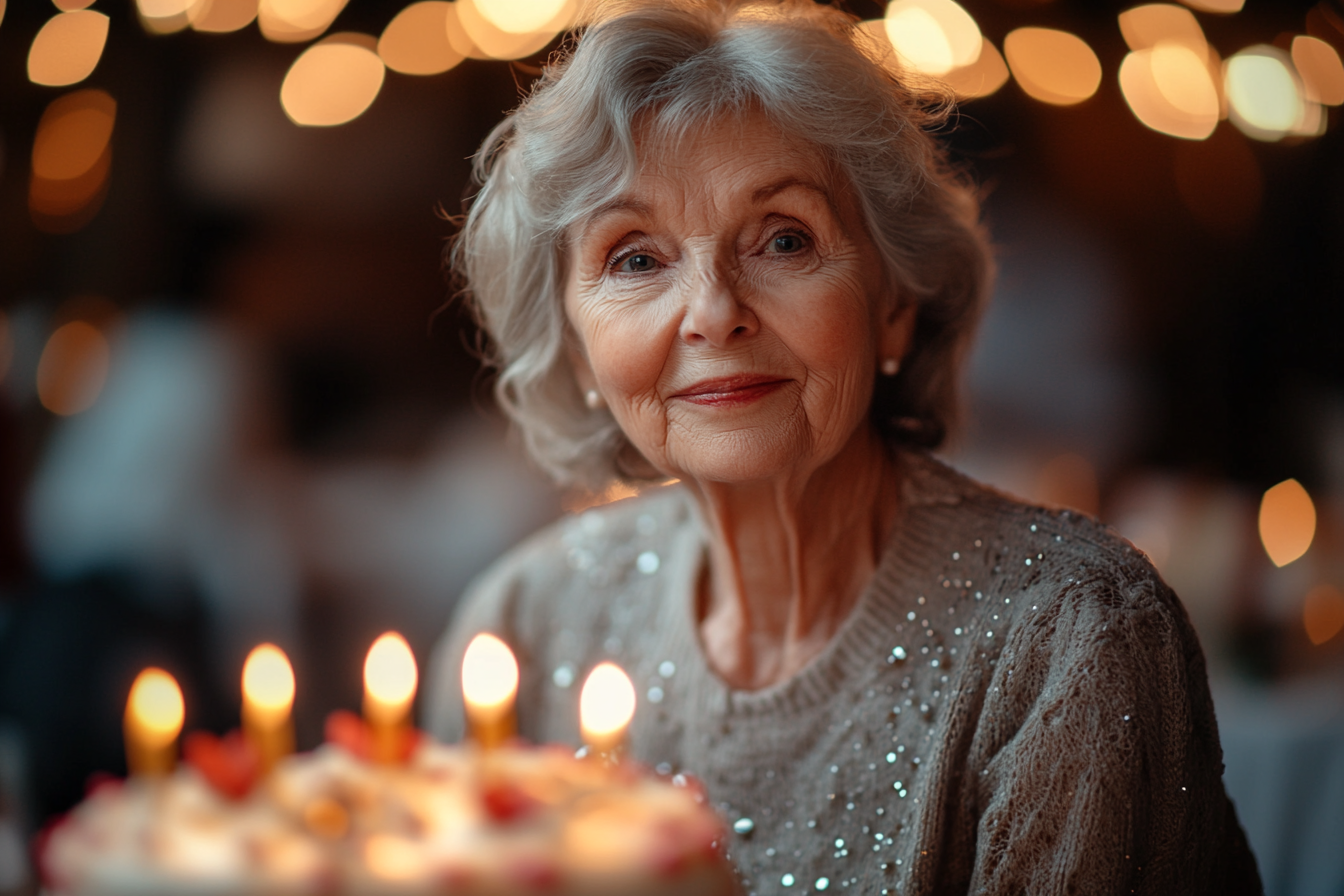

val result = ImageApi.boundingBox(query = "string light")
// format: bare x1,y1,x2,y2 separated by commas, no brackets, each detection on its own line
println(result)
27,10,109,87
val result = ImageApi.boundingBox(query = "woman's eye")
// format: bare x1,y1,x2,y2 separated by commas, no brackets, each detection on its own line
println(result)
770,233,806,254
615,253,658,273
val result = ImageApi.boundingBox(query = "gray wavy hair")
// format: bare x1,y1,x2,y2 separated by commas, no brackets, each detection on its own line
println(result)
451,0,993,489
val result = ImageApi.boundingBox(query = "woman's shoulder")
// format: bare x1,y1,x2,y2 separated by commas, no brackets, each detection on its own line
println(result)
904,451,1172,602
455,483,699,622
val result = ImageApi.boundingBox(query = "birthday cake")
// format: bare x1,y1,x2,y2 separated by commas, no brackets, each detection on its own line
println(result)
41,737,737,896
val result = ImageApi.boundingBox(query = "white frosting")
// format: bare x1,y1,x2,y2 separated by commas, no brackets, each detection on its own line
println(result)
44,742,736,896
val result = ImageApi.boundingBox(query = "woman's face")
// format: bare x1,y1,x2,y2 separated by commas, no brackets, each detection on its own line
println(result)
563,112,912,485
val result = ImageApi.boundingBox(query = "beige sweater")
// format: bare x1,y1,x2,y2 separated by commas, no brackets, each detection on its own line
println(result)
426,453,1261,895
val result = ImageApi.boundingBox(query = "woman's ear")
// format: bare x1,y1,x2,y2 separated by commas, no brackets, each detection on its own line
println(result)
880,300,919,367
567,342,596,392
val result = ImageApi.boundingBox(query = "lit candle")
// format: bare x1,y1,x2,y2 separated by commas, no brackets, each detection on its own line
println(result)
241,643,296,773
124,667,185,776
579,662,636,758
461,633,519,749
363,632,418,764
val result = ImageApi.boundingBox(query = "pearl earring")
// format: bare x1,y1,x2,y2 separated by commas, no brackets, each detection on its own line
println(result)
584,389,603,410
880,358,901,376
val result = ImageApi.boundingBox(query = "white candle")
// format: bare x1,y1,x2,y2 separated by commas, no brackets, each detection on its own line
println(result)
241,643,295,772
124,667,184,776
363,632,418,763
579,662,635,757
461,633,519,749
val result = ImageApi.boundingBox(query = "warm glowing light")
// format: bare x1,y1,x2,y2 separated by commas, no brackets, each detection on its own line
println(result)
126,668,185,775
461,633,518,748
136,0,196,25
1258,478,1316,567
1120,44,1219,139
36,320,110,416
258,0,346,42
128,669,186,743
942,37,1009,99
474,0,567,35
1303,584,1344,646
1119,4,1207,53
242,643,295,716
242,643,295,771
461,633,519,713
456,0,569,60
27,10,109,87
1178,0,1243,13
883,0,981,76
378,1,465,75
281,34,386,127
54,0,97,10
364,631,417,718
31,89,116,182
1292,36,1344,106
29,90,116,232
190,0,258,33
1226,47,1302,141
1003,28,1101,106
580,662,636,753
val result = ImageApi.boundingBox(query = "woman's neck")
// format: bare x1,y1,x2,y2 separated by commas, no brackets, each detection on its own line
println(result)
687,428,902,690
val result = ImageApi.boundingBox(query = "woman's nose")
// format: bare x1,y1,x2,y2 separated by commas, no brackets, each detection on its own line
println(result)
679,267,759,347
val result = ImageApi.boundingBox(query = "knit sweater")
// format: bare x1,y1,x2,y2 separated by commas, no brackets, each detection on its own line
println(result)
426,452,1261,896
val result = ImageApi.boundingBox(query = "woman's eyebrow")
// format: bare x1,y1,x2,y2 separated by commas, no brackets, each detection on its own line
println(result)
751,176,832,206
577,197,652,241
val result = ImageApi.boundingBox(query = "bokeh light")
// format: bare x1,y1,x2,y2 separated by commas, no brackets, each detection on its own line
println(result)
474,0,567,35
190,0,259,33
1291,35,1344,106
1225,47,1304,141
29,89,116,233
53,0,97,10
1257,478,1316,568
280,33,386,127
258,0,347,43
1303,584,1344,647
136,0,200,32
1119,43,1219,139
456,0,569,60
364,632,417,708
1119,4,1207,53
378,1,465,76
1179,0,1244,13
27,10,110,87
883,0,982,77
242,644,296,715
941,37,1009,99
1003,27,1101,105
126,669,185,746
36,320,111,416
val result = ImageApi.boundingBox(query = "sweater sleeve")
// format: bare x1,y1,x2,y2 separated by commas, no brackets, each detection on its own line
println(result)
959,570,1261,896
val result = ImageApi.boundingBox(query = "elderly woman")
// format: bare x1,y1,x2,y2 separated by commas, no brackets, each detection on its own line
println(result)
427,1,1260,893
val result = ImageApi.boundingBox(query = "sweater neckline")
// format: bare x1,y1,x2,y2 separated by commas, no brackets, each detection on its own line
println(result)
664,452,970,718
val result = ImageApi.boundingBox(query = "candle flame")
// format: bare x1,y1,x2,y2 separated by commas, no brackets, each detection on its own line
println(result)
461,633,518,715
242,643,295,713
579,662,635,744
364,632,417,707
127,668,184,746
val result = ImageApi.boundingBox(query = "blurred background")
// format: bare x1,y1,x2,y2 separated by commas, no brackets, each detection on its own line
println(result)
0,0,1341,892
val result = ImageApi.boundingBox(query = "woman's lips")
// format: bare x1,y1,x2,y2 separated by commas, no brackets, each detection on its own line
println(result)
673,375,789,407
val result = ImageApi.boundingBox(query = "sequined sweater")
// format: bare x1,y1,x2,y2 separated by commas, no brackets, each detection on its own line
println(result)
425,452,1261,896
